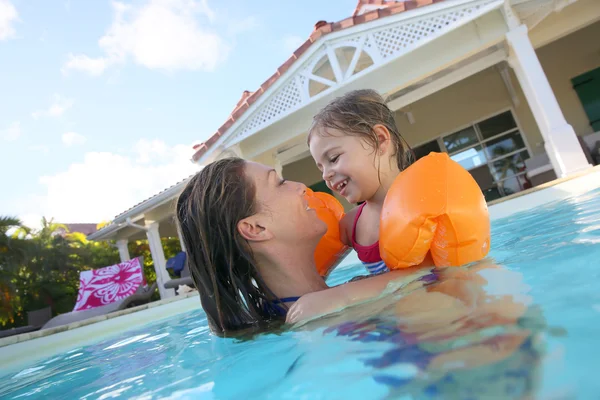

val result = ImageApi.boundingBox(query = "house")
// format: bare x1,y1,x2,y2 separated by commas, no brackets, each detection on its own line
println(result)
88,0,600,299
54,223,99,237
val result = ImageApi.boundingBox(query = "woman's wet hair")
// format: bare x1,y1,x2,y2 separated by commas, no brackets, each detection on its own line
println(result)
176,157,285,337
308,88,414,171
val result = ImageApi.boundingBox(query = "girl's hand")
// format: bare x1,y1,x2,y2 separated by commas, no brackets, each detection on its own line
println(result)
286,290,348,325
286,268,427,325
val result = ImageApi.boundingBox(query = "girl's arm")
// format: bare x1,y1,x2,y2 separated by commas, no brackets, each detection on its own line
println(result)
339,206,358,247
286,266,430,325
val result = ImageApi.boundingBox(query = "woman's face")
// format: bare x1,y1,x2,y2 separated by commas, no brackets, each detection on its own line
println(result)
242,161,327,245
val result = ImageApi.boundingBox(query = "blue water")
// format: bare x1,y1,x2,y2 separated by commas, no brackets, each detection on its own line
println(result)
1,188,600,399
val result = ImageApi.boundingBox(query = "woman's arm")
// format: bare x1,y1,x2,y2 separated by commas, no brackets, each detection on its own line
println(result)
286,266,430,325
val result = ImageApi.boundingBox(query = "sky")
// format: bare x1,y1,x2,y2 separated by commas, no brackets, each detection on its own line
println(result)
0,0,355,229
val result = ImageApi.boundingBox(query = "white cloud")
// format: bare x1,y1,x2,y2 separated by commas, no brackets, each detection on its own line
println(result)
196,0,215,22
1,121,21,141
32,94,74,119
63,0,229,76
62,131,86,146
29,144,50,153
282,35,304,54
0,0,18,41
134,138,169,163
28,139,199,224
19,212,44,231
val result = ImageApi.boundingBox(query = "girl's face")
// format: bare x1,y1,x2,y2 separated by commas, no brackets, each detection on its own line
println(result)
309,128,383,204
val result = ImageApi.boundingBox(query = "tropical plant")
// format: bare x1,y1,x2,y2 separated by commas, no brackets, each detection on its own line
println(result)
0,216,30,324
0,216,182,329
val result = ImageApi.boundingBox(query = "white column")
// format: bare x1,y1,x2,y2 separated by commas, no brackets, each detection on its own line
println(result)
273,156,283,178
506,25,590,177
176,226,186,252
116,239,130,262
146,222,175,299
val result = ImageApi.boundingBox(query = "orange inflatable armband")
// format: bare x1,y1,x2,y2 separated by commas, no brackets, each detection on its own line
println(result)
380,152,490,269
305,188,350,277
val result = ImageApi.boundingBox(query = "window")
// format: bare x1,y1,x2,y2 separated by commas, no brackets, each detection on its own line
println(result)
572,67,600,132
442,110,532,201
413,139,441,160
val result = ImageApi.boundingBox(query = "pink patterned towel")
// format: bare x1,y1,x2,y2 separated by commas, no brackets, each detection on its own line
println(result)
73,257,146,311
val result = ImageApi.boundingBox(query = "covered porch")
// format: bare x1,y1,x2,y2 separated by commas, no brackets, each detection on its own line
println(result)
87,178,193,300
192,0,599,209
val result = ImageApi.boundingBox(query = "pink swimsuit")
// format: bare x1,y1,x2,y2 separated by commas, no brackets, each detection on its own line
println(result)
351,203,389,274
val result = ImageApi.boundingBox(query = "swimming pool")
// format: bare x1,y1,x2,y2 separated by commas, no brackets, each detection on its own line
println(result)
1,187,599,399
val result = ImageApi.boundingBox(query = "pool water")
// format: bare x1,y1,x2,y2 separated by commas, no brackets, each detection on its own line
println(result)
1,188,600,399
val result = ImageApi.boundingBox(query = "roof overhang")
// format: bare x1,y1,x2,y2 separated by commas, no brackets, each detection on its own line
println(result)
87,176,192,241
191,0,585,165
193,0,507,164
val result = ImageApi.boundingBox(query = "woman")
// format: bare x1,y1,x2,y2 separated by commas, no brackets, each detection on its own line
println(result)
176,157,426,336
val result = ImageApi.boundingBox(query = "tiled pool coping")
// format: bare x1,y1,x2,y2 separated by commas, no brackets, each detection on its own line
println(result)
0,292,201,373
0,291,199,349
1,164,599,372
488,165,600,220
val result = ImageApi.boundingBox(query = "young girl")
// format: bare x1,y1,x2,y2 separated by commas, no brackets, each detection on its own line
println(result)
308,89,431,275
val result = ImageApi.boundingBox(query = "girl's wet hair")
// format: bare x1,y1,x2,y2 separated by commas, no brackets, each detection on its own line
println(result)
308,89,414,171
176,157,285,337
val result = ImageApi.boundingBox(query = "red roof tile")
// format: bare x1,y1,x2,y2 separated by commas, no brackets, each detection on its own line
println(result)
191,0,443,162
352,0,413,17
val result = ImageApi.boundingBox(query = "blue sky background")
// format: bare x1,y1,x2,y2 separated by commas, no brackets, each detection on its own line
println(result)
0,0,354,228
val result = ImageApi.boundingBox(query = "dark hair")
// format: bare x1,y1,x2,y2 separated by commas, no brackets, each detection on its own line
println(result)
308,89,414,171
176,157,285,337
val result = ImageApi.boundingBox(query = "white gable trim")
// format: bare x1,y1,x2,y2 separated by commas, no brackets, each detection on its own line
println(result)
197,0,504,165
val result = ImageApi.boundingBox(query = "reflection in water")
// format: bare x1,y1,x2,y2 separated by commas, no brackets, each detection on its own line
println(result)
295,261,547,398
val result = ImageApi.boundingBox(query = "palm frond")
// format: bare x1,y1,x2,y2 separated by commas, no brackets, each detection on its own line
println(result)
0,216,23,235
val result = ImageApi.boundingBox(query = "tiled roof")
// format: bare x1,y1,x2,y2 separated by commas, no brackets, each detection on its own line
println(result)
110,174,195,221
54,223,99,236
65,223,99,235
353,0,414,17
191,0,444,162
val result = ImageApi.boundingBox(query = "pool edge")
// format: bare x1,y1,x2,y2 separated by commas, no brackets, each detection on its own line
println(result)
0,294,201,374
488,165,600,220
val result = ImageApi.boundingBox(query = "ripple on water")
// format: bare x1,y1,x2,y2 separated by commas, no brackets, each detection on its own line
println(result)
103,334,151,350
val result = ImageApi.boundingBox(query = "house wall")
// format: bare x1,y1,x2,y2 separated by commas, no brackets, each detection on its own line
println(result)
393,20,600,155
393,65,543,155
528,0,600,49
536,20,600,138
